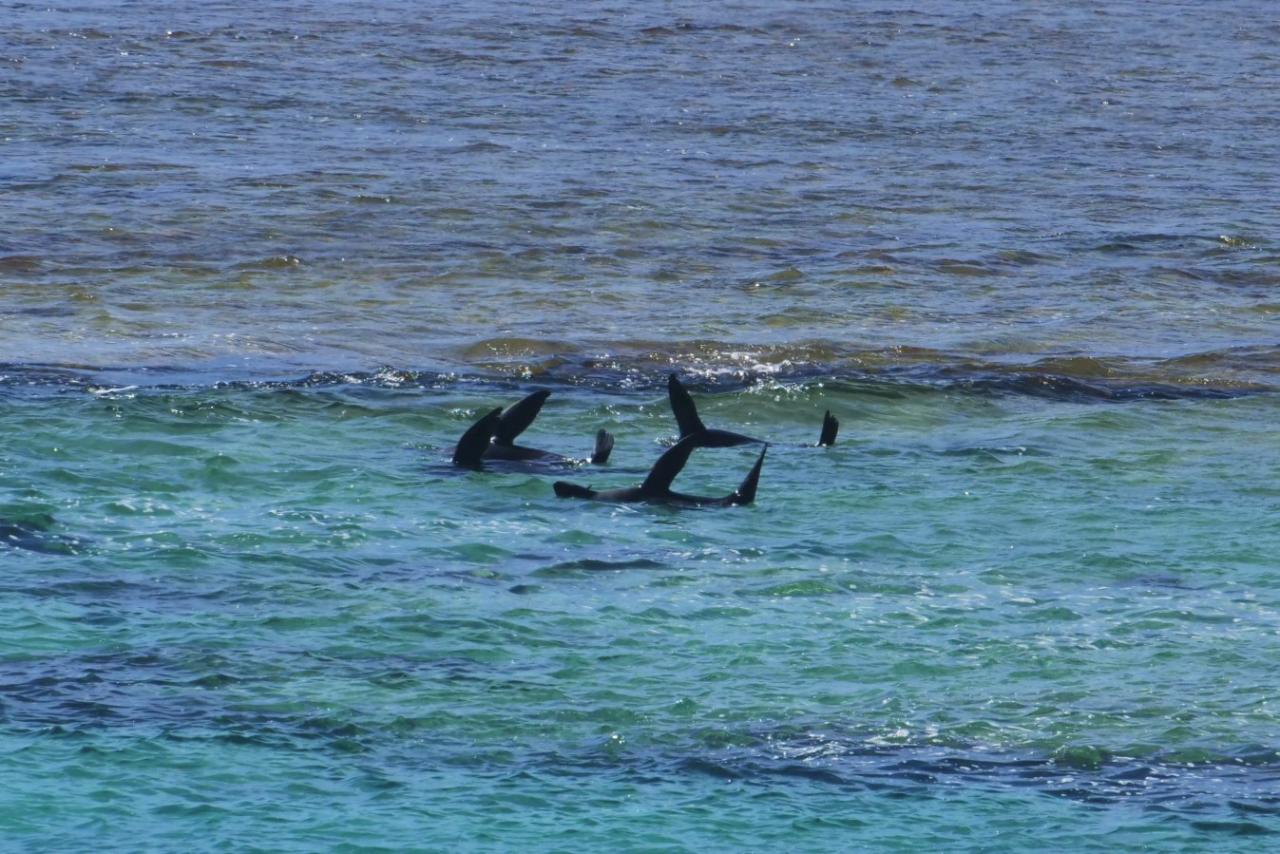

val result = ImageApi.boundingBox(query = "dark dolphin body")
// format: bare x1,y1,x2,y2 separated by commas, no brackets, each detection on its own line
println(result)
553,434,765,507
668,373,838,448
1,514,83,554
452,390,614,469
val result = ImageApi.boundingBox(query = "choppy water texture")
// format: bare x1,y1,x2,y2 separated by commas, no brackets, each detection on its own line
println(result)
3,0,1279,850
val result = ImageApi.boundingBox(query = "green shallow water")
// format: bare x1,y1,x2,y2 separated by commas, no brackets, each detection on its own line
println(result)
3,378,1278,850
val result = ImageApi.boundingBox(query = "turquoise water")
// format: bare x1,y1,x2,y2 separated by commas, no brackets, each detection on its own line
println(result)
4,376,1278,849
4,0,1280,850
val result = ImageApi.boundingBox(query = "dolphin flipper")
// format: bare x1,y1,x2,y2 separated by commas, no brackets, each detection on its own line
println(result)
453,407,503,467
553,481,596,499
591,430,614,465
818,410,839,447
640,434,699,494
494,389,551,445
727,445,767,506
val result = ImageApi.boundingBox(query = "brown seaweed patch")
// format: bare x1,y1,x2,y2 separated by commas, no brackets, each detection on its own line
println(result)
460,338,574,360
68,163,131,173
996,249,1058,266
761,309,842,328
1029,356,1120,379
836,265,895,277
1159,346,1280,378
235,255,303,270
0,255,42,272
936,259,996,277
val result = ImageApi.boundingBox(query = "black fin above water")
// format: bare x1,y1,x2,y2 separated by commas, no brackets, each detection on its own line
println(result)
668,373,764,446
592,429,615,465
668,373,707,436
452,389,615,468
818,410,839,447
452,407,502,467
728,445,767,505
554,434,765,507
641,434,700,495
493,389,550,445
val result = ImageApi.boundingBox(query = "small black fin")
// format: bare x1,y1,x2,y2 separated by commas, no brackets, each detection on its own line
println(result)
591,429,614,465
818,410,839,447
668,373,706,438
554,481,596,499
494,389,551,445
640,433,699,495
728,445,767,506
452,407,502,467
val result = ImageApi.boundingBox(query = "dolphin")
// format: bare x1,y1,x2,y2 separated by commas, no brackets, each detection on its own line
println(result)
553,433,765,507
452,390,614,469
0,514,83,554
668,373,838,447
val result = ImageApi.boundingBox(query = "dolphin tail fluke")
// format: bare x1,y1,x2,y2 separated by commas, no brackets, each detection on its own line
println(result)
818,410,839,447
591,429,614,465
494,389,551,445
554,481,595,499
728,445,767,506
452,407,502,467
668,373,706,438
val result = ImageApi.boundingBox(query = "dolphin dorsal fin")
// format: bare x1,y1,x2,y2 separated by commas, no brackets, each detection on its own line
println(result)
452,407,503,467
640,433,699,495
493,389,551,445
668,373,706,438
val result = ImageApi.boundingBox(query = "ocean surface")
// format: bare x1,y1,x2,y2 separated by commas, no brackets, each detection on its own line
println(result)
3,0,1279,849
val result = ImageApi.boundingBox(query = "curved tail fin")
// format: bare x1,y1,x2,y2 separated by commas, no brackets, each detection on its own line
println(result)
452,407,502,467
728,445,767,506
818,410,839,447
494,389,550,445
668,373,706,437
641,433,699,495
591,429,614,465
